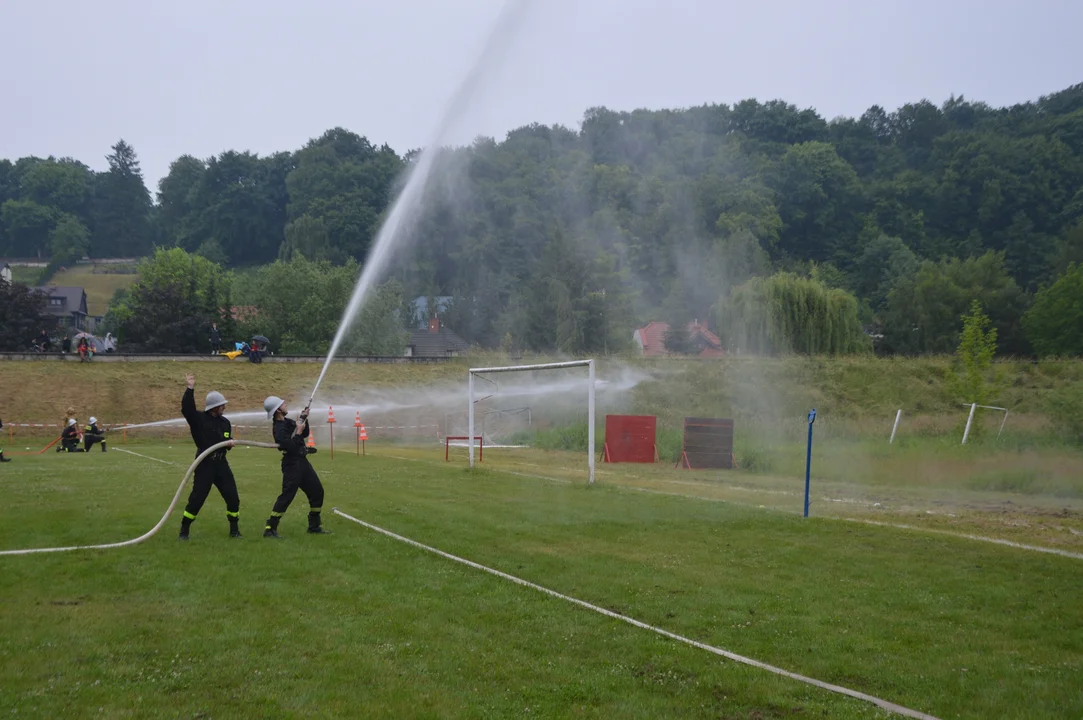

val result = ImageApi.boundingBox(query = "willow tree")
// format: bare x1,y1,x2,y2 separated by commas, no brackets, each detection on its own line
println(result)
714,272,870,355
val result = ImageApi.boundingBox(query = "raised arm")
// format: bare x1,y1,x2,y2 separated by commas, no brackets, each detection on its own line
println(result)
181,373,201,428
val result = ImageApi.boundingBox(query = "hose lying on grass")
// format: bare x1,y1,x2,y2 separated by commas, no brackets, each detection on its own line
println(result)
0,440,280,557
332,507,942,720
9,436,61,455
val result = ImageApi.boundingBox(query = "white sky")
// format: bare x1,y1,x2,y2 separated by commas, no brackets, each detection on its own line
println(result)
1,0,1080,187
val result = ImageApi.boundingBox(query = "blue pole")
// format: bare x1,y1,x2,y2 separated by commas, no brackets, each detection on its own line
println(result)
804,408,816,518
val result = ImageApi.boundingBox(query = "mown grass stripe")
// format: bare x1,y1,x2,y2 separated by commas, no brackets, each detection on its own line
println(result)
332,507,942,720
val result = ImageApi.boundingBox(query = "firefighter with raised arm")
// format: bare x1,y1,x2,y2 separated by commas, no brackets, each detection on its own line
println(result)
179,373,241,540
261,396,330,538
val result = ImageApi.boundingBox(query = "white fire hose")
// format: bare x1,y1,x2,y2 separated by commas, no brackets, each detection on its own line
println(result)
0,440,280,557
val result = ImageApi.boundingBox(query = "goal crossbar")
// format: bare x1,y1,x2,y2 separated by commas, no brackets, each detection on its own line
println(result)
468,360,593,374
959,402,1010,444
468,360,595,483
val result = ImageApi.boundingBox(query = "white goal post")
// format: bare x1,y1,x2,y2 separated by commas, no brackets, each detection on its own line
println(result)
468,360,595,484
960,403,1010,445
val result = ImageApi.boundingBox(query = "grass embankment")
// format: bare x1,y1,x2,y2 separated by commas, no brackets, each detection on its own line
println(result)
629,355,1083,434
0,359,468,425
1,446,1080,718
8,265,42,284
3,355,1081,431
48,265,139,316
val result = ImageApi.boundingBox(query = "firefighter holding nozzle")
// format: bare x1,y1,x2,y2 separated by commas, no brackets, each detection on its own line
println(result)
83,417,107,452
261,397,330,538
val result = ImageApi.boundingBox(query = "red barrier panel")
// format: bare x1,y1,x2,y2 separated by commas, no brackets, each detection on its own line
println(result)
603,415,657,463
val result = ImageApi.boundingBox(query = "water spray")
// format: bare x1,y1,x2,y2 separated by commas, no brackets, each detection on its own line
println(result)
304,0,534,406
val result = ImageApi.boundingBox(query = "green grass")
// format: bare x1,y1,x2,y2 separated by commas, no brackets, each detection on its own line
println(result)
1,444,1080,718
2,357,1081,445
626,355,1083,431
436,440,1083,553
9,265,42,284
47,265,139,316
0,360,469,423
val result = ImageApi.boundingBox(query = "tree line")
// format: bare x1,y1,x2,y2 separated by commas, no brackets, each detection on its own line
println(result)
2,82,1082,356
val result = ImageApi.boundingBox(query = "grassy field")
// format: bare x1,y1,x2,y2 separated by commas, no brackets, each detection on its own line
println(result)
3,357,1081,555
458,442,1083,552
8,265,42,284
0,359,466,425
47,265,139,316
1,443,1081,718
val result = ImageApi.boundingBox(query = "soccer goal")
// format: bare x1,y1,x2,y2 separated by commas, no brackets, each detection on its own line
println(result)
444,407,533,447
960,402,1010,444
468,360,596,483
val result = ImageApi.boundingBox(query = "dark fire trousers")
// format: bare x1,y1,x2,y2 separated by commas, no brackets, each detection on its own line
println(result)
268,457,324,527
183,456,240,521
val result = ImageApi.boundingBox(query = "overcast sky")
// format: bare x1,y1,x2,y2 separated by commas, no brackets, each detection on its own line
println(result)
2,0,1080,188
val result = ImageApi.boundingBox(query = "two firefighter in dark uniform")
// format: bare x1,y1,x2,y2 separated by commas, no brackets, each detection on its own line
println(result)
174,375,331,540
51,416,106,453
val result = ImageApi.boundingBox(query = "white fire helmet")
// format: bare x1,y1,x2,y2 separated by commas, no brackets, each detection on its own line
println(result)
204,391,228,412
264,396,285,419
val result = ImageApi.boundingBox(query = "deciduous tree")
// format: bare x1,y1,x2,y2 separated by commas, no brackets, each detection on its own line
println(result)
1024,263,1083,357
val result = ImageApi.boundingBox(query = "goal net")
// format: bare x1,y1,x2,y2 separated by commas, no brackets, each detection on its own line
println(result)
467,360,596,484
446,407,533,447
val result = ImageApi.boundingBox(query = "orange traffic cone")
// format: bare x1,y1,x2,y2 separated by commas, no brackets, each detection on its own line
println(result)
358,423,368,456
306,435,316,449
326,407,336,459
353,411,361,429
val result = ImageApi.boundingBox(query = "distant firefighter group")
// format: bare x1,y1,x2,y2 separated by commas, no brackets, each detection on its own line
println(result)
55,414,109,453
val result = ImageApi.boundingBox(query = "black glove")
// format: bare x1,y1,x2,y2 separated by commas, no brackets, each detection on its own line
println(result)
306,447,318,455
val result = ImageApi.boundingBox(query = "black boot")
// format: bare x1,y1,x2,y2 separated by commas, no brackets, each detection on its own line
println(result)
228,517,242,539
101,442,107,453
307,511,331,534
179,516,193,540
0,451,10,463
263,515,281,538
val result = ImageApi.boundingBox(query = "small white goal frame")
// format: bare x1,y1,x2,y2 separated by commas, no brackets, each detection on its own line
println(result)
960,402,1009,445
468,360,595,484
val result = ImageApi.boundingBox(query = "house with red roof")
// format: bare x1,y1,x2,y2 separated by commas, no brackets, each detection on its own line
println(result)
230,305,261,323
633,320,725,358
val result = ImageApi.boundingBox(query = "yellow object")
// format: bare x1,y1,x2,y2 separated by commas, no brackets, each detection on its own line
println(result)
223,350,244,360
